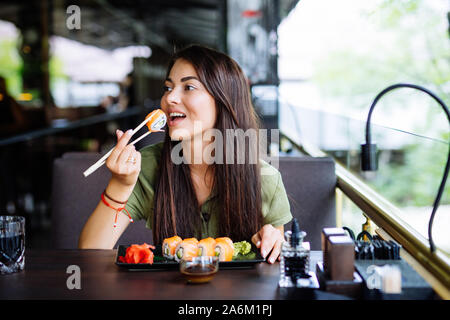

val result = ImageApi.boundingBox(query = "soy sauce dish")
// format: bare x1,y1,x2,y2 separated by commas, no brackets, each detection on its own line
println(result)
180,256,219,284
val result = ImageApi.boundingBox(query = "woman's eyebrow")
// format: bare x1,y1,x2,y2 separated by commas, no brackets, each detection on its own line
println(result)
165,76,200,83
181,76,200,82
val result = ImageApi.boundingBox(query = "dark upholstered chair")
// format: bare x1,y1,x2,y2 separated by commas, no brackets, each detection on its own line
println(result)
51,152,153,249
265,156,336,249
51,153,336,250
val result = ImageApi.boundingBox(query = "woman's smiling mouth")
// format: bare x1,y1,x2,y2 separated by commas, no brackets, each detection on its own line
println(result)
168,111,187,127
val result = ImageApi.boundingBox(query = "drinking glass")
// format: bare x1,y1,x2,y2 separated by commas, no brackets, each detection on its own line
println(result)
0,216,25,274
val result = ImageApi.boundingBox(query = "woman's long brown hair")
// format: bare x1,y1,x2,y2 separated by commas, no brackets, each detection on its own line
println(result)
152,45,263,244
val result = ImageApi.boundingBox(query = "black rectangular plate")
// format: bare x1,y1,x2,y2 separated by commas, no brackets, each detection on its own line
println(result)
115,244,265,271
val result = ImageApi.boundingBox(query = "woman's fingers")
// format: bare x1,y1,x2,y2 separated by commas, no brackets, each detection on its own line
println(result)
107,129,133,165
257,224,284,264
134,149,142,168
267,239,283,264
116,145,136,174
116,129,124,140
103,129,141,187
127,148,141,175
259,225,276,258
251,232,262,248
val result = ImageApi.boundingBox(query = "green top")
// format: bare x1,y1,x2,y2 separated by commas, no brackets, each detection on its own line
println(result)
125,142,293,239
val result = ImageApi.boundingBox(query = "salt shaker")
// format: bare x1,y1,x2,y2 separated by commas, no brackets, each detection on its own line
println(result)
279,218,310,287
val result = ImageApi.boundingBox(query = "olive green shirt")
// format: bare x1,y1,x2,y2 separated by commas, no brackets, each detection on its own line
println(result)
125,142,292,238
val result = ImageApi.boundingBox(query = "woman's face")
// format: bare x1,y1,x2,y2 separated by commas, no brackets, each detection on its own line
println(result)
161,59,217,141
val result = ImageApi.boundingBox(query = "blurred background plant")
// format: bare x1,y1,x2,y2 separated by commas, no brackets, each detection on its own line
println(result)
279,0,450,251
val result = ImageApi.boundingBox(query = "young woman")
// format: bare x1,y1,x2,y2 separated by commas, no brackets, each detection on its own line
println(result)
79,45,292,264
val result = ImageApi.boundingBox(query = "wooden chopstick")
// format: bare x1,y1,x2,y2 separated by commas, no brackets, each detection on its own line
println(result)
83,112,164,177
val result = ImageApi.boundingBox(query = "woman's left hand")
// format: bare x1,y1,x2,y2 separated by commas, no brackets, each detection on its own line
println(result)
251,224,285,264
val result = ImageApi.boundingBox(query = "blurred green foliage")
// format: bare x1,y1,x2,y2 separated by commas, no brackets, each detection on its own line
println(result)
371,133,450,207
314,0,449,110
0,35,67,99
0,39,23,97
312,0,450,207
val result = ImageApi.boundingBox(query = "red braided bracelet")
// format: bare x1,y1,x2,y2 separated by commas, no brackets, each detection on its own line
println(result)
103,189,127,204
101,192,134,228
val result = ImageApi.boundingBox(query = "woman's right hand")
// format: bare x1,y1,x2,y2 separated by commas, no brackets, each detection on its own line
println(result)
105,129,141,188
79,128,140,249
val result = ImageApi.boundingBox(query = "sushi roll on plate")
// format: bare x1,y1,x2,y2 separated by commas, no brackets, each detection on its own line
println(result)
214,237,234,261
198,237,216,257
174,238,199,262
162,236,182,259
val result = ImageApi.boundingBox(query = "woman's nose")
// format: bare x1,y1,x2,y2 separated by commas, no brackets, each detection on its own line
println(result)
166,88,181,105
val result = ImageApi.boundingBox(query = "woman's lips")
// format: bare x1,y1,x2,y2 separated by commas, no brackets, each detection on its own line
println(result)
168,116,186,127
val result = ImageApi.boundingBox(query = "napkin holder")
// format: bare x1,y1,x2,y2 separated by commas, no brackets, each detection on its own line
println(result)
317,232,363,299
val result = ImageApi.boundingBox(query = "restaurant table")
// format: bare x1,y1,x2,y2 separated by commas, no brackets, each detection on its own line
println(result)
0,249,350,300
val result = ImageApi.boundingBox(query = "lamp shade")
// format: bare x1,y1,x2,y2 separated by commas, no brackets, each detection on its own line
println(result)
361,142,378,171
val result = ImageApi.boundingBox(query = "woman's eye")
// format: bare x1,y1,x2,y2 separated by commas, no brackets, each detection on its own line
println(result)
163,85,172,92
185,85,195,91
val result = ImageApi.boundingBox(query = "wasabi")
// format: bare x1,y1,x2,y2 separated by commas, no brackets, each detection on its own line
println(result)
233,240,252,257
